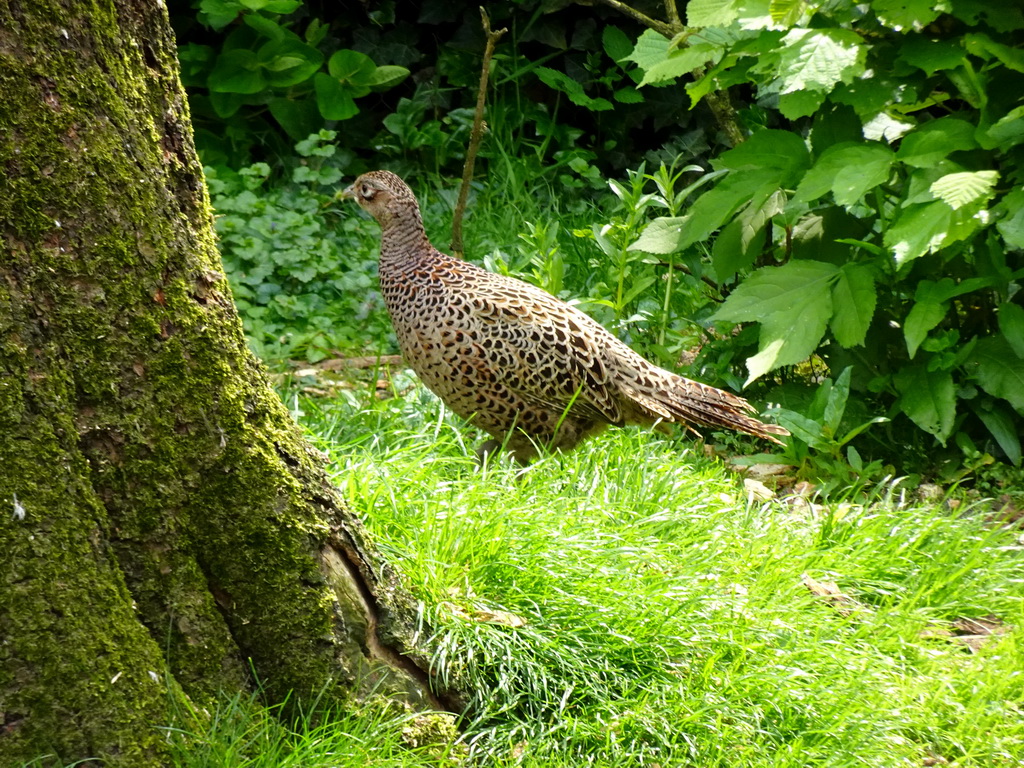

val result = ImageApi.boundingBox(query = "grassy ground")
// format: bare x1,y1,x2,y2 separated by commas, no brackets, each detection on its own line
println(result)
170,380,1024,767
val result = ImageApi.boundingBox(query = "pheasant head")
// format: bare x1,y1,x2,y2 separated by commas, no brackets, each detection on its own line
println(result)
341,170,419,229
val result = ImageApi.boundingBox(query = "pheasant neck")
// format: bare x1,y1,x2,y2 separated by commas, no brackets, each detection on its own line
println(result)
378,204,432,268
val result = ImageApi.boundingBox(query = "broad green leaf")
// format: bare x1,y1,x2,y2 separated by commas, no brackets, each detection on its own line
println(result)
624,29,671,70
258,40,323,87
613,87,645,104
243,13,287,42
711,188,785,282
602,25,634,63
995,188,1024,248
823,367,852,435
200,0,243,29
950,0,1024,32
629,217,690,254
314,73,359,121
929,170,999,210
966,335,1024,410
367,65,410,89
779,90,825,119
682,170,782,247
830,263,876,347
776,28,865,94
884,198,988,266
208,49,266,94
260,0,301,12
714,259,839,323
964,32,1024,73
884,201,952,265
975,403,1022,466
714,129,810,186
639,43,720,86
998,302,1024,359
895,366,956,442
713,261,839,382
904,300,947,358
712,217,763,281
896,118,977,167
794,142,895,206
776,410,828,449
769,0,805,26
980,105,1024,151
328,49,376,84
873,0,942,30
898,34,966,74
209,90,246,118
687,0,740,26
535,67,613,111
267,96,321,140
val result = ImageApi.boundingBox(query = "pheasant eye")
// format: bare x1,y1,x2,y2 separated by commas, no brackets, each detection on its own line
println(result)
360,184,374,199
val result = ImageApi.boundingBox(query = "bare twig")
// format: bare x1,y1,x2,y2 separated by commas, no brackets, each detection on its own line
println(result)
596,0,679,36
451,8,507,257
663,0,681,28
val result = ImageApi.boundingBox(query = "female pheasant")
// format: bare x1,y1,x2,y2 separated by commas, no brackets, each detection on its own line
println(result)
343,170,788,463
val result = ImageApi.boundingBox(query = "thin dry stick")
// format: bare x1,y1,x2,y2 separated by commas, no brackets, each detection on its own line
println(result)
451,7,507,257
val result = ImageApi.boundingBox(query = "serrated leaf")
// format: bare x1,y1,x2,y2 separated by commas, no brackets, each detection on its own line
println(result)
897,118,978,167
680,170,782,248
713,260,838,382
624,29,671,70
998,302,1024,359
898,34,966,74
904,300,948,358
714,260,838,323
873,0,942,30
895,366,955,441
687,0,739,26
629,217,690,254
964,32,1024,73
711,188,785,282
602,25,634,62
638,43,720,86
966,335,1024,410
794,142,895,206
884,201,953,266
714,129,810,186
830,263,876,347
929,170,999,210
776,28,865,94
779,90,825,119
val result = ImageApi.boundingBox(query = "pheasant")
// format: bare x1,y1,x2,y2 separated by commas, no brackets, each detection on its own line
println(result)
342,170,788,463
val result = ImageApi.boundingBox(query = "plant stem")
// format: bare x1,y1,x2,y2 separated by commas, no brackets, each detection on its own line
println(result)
451,8,508,257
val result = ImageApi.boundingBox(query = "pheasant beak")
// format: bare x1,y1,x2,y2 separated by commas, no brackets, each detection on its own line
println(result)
340,183,357,200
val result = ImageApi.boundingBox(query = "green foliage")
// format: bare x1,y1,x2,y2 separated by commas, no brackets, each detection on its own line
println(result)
206,131,391,361
174,0,409,162
624,0,1024,466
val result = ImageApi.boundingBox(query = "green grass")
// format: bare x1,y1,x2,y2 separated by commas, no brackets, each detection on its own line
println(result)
170,382,1024,767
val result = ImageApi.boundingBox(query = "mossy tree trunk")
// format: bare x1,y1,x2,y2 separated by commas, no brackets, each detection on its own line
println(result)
0,2,448,765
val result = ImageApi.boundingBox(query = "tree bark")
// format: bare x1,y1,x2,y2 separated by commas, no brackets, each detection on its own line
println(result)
0,2,449,765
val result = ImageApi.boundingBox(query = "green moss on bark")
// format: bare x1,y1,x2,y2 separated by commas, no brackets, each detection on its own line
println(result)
0,1,445,765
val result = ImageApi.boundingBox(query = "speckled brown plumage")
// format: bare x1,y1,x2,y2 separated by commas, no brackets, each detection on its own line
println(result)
343,170,788,463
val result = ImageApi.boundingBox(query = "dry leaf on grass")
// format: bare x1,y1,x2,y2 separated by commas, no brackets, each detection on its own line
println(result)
801,573,865,616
